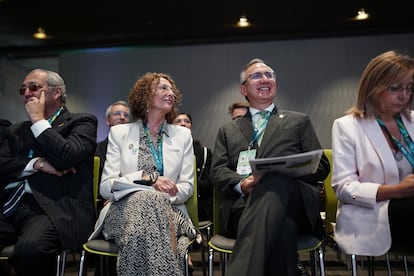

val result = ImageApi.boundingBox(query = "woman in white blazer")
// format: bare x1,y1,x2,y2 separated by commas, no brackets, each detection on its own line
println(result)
99,73,196,276
332,50,414,256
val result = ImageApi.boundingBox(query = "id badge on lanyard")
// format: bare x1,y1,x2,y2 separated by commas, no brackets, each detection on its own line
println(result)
236,149,256,177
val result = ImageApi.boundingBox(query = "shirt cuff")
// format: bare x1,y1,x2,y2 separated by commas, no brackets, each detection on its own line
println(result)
233,181,244,196
21,157,42,177
31,119,51,138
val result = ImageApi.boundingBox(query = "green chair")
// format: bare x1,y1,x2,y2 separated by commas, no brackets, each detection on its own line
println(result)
78,158,199,276
208,186,326,276
322,149,336,243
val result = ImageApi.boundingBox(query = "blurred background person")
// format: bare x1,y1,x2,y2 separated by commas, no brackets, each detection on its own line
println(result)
173,112,213,222
228,101,249,120
95,100,130,213
96,100,130,179
0,119,11,148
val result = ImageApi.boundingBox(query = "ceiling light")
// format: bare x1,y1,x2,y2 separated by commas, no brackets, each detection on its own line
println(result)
33,27,48,39
355,8,369,21
237,16,250,28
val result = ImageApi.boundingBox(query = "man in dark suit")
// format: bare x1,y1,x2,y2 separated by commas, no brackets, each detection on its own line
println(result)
0,69,97,275
210,58,330,275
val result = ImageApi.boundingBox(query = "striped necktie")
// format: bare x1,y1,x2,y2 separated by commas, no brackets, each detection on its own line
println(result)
3,181,26,217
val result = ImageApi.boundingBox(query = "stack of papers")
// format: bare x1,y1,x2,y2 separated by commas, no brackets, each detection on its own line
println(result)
249,149,323,177
111,180,153,201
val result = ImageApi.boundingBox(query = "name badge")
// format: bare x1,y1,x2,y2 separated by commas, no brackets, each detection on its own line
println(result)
236,149,256,177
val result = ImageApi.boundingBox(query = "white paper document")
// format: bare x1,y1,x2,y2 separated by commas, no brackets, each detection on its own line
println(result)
111,179,153,201
249,149,323,177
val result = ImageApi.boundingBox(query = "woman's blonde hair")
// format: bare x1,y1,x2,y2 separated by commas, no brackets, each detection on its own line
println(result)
348,50,414,120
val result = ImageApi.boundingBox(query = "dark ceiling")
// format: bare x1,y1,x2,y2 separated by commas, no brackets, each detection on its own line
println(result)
1,0,414,57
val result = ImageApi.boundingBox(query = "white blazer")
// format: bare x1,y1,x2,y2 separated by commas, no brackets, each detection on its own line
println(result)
90,121,194,240
332,112,414,256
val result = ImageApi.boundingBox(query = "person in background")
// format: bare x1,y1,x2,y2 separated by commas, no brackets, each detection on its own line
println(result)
94,72,197,276
210,58,330,275
0,69,97,276
96,100,130,179
332,51,414,257
173,112,213,222
228,101,249,120
95,100,130,213
0,119,11,147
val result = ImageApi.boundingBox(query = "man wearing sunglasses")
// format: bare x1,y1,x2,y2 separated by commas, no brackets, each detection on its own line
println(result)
0,69,97,275
211,58,330,275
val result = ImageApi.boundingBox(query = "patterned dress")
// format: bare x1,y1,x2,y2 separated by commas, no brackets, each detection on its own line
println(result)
102,121,198,275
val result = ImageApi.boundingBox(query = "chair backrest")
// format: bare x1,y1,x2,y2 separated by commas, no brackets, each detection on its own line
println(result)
93,156,100,213
323,149,337,236
212,186,225,236
185,157,199,228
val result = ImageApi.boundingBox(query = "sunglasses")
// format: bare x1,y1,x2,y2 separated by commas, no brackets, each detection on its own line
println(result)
19,82,43,95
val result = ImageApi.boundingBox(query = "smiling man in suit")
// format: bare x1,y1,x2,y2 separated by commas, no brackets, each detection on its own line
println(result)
210,58,330,275
0,69,97,275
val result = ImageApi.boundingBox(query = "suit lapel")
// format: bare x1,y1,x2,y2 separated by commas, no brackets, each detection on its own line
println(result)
237,114,254,146
362,117,398,184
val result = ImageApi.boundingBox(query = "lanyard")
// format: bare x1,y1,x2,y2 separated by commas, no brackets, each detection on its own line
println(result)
144,124,164,175
249,111,272,148
376,116,414,168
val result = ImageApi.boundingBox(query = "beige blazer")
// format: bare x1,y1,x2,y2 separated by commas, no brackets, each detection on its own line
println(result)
332,112,414,256
90,121,194,240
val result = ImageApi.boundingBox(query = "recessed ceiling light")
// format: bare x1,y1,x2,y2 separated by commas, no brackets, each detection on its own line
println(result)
237,16,250,28
355,8,369,21
33,27,49,39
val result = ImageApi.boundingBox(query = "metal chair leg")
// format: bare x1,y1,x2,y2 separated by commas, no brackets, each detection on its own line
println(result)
351,254,358,276
208,247,214,276
403,255,409,276
78,250,86,276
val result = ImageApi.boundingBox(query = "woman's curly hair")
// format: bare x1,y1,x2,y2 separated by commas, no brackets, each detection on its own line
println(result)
128,72,183,123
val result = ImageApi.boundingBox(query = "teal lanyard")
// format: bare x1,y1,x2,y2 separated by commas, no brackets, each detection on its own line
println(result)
249,111,272,148
144,124,164,175
376,116,414,168
28,106,63,158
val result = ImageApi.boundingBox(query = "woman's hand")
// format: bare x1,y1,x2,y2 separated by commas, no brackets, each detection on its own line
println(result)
377,174,414,201
152,176,178,196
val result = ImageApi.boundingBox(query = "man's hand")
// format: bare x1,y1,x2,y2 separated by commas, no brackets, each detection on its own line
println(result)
35,158,76,177
25,91,45,123
241,175,260,195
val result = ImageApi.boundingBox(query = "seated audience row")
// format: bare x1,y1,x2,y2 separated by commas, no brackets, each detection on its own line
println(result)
1,49,413,276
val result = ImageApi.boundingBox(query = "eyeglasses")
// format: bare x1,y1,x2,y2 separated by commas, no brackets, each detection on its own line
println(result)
158,85,174,93
111,111,129,117
241,71,276,85
388,83,414,95
18,82,43,95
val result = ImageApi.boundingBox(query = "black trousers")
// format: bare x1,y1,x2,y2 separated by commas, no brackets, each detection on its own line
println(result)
388,197,414,246
227,172,314,276
0,194,59,276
